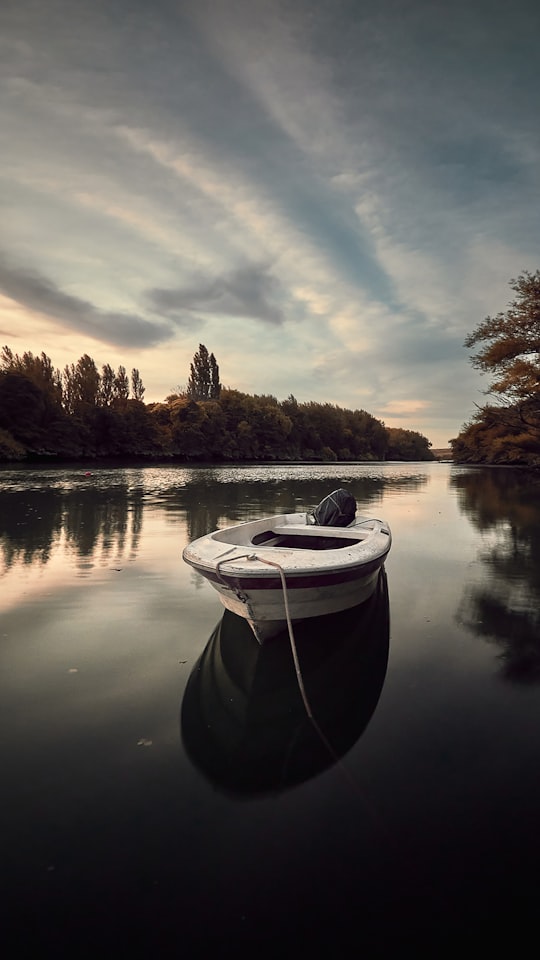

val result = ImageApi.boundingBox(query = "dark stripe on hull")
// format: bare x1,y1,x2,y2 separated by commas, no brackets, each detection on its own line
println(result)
200,553,388,591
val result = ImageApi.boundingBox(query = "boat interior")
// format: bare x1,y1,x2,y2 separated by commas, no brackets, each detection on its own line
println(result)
211,517,369,552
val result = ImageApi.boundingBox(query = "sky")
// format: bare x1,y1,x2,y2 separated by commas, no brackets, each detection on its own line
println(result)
1,0,539,448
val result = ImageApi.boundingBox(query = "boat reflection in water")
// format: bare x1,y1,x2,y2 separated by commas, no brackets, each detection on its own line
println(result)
181,569,390,797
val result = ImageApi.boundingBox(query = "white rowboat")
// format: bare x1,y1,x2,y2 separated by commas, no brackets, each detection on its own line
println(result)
182,490,392,643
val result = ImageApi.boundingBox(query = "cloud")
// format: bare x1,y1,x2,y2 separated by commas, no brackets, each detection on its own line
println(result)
0,254,172,348
145,263,286,325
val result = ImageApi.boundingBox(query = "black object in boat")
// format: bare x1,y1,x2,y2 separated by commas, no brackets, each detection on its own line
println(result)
311,488,357,527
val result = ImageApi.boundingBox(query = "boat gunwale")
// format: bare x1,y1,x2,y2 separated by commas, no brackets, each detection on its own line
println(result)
183,551,389,589
182,511,391,581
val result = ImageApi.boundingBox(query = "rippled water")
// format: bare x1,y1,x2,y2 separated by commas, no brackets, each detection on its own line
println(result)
2,461,540,948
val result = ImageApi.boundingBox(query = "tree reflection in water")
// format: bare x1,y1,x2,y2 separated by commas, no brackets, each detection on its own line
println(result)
0,485,143,573
0,467,427,575
452,469,540,682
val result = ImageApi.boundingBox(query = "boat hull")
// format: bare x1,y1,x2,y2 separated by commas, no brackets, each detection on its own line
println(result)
207,562,385,641
183,511,391,643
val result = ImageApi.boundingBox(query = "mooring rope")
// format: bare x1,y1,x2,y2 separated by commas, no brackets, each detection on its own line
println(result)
251,556,315,720
215,553,253,584
215,552,341,763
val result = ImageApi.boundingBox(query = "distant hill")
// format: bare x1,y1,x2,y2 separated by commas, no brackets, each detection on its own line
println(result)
432,448,453,460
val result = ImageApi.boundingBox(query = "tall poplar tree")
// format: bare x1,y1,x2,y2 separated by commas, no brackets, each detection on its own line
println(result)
131,368,145,401
113,365,130,403
187,344,221,401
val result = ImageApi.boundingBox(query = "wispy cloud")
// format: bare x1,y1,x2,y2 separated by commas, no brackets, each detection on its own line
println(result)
145,263,286,325
0,255,172,348
0,0,539,444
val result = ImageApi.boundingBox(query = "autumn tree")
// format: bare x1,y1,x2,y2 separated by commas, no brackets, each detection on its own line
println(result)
62,355,100,415
464,270,540,406
1,347,62,407
0,372,46,446
386,427,433,461
187,344,221,401
451,405,540,466
453,271,540,465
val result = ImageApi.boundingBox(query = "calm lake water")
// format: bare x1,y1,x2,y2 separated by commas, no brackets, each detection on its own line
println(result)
2,461,540,948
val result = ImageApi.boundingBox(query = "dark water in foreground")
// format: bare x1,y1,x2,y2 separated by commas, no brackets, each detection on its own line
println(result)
2,462,540,948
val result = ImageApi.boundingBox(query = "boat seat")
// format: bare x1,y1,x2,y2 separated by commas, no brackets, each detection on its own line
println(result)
270,524,362,539
251,524,363,550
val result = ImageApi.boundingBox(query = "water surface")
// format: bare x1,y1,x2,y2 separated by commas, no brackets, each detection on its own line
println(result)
2,462,540,947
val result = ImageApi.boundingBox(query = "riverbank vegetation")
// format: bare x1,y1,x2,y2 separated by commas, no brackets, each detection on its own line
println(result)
452,271,540,466
0,343,433,463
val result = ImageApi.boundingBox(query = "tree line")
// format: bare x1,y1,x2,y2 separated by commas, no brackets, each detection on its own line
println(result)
0,342,433,462
452,270,540,466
